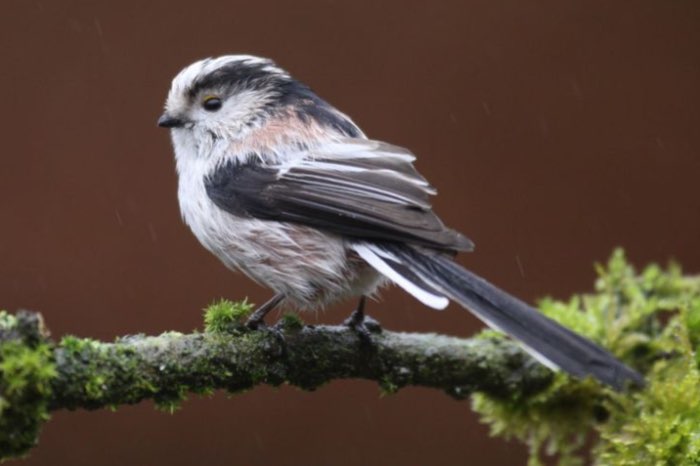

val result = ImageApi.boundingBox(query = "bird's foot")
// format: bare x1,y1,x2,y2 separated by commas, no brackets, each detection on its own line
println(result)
343,303,382,345
245,316,267,330
245,293,285,330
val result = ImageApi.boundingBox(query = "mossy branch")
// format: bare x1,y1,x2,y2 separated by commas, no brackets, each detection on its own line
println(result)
0,305,552,460
52,322,553,412
2,249,700,464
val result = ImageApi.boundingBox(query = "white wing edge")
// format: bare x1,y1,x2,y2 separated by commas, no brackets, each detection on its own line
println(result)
352,243,449,310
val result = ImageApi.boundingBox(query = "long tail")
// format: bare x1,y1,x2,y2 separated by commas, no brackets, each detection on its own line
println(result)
352,242,644,390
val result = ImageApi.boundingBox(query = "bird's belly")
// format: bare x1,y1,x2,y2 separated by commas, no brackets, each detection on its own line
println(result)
181,195,382,308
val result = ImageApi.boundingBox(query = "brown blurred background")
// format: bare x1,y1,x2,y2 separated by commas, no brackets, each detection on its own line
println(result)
1,0,699,464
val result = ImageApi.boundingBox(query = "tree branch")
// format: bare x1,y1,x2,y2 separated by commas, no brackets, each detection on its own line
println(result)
52,319,552,410
0,306,552,459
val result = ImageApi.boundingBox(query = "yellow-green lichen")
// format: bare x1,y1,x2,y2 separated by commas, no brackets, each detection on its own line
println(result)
472,249,700,465
0,311,56,460
203,299,254,333
280,313,304,331
57,336,114,403
596,315,700,465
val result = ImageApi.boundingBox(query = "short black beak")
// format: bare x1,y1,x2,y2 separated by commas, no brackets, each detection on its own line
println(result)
157,113,184,128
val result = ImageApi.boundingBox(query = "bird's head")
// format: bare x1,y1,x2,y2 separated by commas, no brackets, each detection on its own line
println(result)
158,55,296,140
159,55,362,163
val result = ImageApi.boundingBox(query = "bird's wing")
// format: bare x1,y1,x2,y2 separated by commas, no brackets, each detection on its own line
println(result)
205,138,473,252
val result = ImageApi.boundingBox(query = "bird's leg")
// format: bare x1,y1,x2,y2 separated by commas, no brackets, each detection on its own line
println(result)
344,296,382,342
344,295,366,328
246,293,285,329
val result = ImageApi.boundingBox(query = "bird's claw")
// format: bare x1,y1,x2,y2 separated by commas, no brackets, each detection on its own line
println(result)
245,318,266,330
344,308,382,345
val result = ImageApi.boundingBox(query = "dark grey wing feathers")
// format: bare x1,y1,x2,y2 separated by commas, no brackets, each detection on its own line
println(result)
205,140,473,252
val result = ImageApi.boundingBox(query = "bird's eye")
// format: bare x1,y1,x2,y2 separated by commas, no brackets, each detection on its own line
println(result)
202,96,222,112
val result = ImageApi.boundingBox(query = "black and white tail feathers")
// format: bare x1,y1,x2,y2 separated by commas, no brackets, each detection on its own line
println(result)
353,242,644,390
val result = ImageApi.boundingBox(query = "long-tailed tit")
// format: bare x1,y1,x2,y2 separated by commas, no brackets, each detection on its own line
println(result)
158,55,642,389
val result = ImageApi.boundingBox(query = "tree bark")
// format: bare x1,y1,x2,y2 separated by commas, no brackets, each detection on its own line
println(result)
50,319,552,411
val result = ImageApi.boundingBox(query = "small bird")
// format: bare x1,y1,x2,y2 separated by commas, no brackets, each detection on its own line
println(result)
158,55,642,390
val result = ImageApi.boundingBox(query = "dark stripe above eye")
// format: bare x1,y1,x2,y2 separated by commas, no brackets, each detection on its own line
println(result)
188,60,278,98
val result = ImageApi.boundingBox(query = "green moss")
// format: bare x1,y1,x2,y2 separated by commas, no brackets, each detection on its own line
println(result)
153,385,189,414
0,313,17,332
280,313,304,331
596,316,700,465
59,335,102,354
203,299,253,333
379,376,400,396
0,311,56,460
473,376,600,466
472,249,700,465
57,335,115,405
